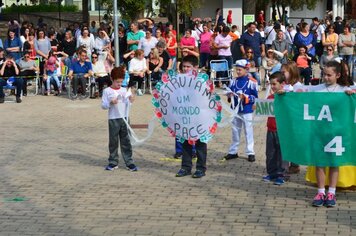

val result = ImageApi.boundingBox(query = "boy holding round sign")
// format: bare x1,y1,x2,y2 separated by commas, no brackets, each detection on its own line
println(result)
223,59,258,162
176,55,208,178
152,55,222,178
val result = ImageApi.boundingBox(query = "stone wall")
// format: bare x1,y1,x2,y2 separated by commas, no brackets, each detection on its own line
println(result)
2,12,83,29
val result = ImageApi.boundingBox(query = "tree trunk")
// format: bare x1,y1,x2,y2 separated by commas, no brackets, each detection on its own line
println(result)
82,0,89,24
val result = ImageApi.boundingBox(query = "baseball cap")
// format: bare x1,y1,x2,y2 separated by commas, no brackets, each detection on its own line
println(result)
234,59,250,68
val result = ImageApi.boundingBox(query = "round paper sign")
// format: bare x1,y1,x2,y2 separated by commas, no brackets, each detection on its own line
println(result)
152,70,222,144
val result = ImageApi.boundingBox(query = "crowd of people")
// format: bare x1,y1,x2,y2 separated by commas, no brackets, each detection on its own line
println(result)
0,13,355,102
0,11,355,207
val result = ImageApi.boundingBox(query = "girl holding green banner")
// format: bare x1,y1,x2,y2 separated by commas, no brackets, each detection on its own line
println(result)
308,61,355,207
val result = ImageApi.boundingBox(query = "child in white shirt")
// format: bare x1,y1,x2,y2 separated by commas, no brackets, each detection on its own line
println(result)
101,65,138,171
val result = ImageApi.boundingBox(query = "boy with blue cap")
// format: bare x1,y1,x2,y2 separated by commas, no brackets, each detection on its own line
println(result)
223,59,258,162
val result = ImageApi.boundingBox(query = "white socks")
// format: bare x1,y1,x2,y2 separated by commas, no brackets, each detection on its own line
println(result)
318,188,325,195
328,187,336,195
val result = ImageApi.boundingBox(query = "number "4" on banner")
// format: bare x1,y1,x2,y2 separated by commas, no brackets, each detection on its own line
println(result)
324,136,345,156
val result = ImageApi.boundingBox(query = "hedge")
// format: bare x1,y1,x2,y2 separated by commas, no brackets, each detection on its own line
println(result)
2,4,79,13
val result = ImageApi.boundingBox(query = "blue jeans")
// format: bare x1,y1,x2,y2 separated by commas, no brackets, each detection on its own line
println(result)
250,72,261,85
299,67,312,85
341,55,353,75
0,77,23,98
46,73,60,91
171,56,177,71
200,53,210,68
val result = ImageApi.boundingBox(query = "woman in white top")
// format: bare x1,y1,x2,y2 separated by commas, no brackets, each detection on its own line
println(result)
138,28,158,57
91,51,111,97
94,29,111,62
77,28,95,58
20,28,30,46
128,49,147,95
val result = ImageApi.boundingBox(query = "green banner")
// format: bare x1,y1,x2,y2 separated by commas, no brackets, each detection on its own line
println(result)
274,93,356,167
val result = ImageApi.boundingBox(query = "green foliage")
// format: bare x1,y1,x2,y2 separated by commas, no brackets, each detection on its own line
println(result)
99,0,146,22
271,0,321,10
100,0,203,22
177,0,202,16
2,4,79,14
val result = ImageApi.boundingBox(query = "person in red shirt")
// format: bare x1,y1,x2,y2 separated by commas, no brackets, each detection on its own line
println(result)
227,10,232,27
257,10,265,25
165,29,177,70
263,72,286,185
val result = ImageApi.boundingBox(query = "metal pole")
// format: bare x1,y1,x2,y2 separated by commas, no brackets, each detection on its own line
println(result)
176,0,179,38
113,0,119,66
98,3,101,23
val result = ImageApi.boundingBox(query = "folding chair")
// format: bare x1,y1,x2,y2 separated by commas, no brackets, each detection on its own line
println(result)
147,71,162,94
21,57,40,96
209,59,233,88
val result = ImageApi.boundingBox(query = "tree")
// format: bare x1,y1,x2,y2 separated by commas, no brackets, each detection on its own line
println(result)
269,0,322,20
82,0,89,24
99,0,202,22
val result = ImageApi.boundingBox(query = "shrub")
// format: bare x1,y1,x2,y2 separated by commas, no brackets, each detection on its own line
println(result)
2,4,79,13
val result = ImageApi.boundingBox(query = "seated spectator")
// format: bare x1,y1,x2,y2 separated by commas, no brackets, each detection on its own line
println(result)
147,48,163,83
68,49,93,98
43,50,61,96
156,41,172,72
320,45,338,73
293,45,313,85
128,49,147,96
0,55,23,103
262,49,282,75
18,51,39,96
245,48,260,84
123,50,135,68
91,51,111,97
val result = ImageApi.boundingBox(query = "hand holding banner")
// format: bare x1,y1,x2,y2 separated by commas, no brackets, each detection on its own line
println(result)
152,70,222,144
274,93,356,167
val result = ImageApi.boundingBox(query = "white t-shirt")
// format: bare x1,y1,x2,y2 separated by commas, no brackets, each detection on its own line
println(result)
310,84,347,92
129,57,147,73
312,24,325,42
101,87,132,119
92,60,107,77
285,29,297,45
264,26,276,45
138,37,158,57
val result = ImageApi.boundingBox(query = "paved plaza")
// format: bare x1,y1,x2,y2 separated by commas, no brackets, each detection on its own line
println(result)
0,92,355,236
